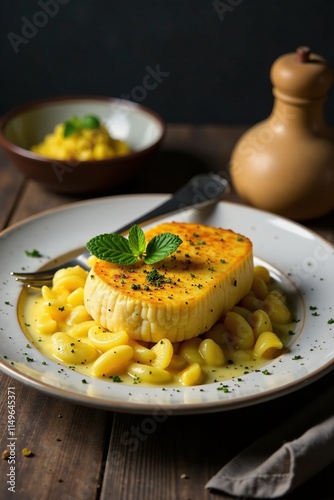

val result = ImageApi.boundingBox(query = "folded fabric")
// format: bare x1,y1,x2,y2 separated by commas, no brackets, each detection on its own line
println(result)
206,383,334,498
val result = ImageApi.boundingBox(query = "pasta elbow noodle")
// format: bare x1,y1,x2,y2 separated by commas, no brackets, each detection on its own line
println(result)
199,339,225,367
179,338,204,365
67,287,85,307
67,305,92,325
150,338,173,369
128,339,156,364
254,331,283,358
250,310,273,339
128,363,172,384
88,327,129,352
264,293,292,323
251,276,268,300
52,332,98,364
178,363,202,386
36,313,58,334
253,265,271,283
224,312,254,349
91,345,134,377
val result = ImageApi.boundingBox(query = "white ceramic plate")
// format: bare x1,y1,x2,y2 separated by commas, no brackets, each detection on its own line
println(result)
0,196,333,414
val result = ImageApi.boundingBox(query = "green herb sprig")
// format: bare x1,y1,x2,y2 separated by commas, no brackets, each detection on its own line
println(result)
63,115,100,137
87,225,182,266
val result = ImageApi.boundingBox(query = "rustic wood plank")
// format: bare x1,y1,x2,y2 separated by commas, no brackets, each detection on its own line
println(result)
7,180,82,226
0,153,25,231
0,372,112,500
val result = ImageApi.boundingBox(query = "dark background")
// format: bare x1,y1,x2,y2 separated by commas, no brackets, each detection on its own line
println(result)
2,0,334,126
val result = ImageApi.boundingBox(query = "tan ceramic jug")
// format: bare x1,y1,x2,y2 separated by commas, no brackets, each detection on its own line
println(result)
230,47,334,220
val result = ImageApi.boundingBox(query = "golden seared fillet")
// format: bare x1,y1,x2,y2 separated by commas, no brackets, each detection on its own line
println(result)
84,222,253,342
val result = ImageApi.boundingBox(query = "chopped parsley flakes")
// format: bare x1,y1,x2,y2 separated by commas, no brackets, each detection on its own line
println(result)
25,249,42,258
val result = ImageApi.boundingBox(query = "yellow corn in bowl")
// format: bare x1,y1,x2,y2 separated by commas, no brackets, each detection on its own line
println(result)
0,96,166,195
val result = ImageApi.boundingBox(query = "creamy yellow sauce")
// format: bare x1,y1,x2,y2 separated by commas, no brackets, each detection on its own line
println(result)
18,265,297,388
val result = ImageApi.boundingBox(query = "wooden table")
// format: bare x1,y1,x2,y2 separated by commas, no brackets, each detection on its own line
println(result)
0,125,333,500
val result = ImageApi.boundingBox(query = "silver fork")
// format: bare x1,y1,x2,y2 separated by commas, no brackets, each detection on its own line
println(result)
11,172,229,288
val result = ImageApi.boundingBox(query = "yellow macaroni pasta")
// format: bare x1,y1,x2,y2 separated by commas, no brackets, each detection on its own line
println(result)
22,264,296,387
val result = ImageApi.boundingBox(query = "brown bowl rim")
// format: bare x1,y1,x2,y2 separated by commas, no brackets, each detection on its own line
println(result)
0,95,166,164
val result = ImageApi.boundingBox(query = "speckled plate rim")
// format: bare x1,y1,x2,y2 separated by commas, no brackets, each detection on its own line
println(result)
0,195,333,415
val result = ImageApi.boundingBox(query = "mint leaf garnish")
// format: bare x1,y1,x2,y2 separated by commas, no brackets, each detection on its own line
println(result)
86,225,182,265
128,225,146,257
80,115,100,129
145,232,183,264
87,233,138,265
63,121,78,137
63,115,101,137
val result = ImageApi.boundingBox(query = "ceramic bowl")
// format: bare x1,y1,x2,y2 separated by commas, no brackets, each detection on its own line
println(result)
0,96,166,195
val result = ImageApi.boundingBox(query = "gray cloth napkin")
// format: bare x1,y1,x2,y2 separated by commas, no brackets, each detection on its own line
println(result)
206,383,334,498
